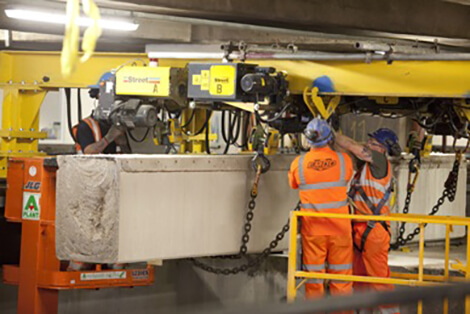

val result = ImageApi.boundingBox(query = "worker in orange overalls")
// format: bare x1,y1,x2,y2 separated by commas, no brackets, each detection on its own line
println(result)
335,128,402,314
288,118,354,300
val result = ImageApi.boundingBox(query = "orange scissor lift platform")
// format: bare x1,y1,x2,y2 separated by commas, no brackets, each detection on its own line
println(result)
2,157,154,314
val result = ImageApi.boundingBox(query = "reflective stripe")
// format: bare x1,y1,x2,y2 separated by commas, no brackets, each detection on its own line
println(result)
354,194,389,207
85,117,102,142
327,263,352,270
337,152,345,181
304,264,325,271
362,179,389,194
299,155,306,185
379,306,400,314
301,200,349,210
306,278,324,284
299,180,348,190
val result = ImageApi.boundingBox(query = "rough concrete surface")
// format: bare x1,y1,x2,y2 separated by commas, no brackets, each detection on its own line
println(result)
56,157,120,262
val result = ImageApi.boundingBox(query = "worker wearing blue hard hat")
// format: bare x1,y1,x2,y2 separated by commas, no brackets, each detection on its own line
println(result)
87,71,113,99
335,128,401,314
71,72,126,155
288,117,354,303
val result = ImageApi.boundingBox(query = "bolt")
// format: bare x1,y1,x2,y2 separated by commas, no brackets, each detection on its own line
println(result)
189,101,196,109
7,80,12,84
19,128,23,131
34,80,38,85
30,128,34,131
21,80,24,85
42,76,50,83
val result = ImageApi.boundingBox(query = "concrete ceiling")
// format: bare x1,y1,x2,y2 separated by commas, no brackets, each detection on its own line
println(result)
0,0,470,52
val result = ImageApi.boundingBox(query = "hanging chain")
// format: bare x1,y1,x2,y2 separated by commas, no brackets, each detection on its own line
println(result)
391,151,463,250
190,155,297,275
390,156,420,250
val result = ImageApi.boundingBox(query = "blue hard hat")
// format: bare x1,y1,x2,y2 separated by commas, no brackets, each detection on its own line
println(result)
304,118,333,147
368,128,402,156
88,72,113,89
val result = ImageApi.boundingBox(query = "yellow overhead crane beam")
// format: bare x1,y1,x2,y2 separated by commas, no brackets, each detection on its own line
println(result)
0,51,148,178
2,51,470,177
159,58,470,98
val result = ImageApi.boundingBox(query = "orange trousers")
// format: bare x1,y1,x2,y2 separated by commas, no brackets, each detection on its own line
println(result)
301,234,353,299
353,222,400,314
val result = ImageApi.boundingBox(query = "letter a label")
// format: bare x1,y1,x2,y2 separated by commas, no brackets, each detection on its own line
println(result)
22,192,41,220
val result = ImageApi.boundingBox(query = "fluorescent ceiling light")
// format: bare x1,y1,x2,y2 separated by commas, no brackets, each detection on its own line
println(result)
5,9,139,31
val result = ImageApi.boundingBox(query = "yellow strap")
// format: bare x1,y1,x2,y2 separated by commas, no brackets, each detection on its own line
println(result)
61,0,102,77
81,0,102,63
61,0,80,77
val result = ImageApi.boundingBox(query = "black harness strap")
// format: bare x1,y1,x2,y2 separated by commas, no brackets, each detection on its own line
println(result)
354,184,393,252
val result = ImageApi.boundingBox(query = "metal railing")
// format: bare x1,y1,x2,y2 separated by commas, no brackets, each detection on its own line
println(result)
287,211,470,314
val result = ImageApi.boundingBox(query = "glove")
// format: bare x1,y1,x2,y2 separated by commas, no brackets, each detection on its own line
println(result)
104,125,126,143
408,131,422,151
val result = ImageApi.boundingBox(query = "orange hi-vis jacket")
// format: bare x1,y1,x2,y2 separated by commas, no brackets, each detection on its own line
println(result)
349,159,393,252
349,160,393,217
289,146,353,236
72,117,102,154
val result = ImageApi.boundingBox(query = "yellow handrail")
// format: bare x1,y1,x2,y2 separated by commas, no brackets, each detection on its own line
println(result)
287,211,470,314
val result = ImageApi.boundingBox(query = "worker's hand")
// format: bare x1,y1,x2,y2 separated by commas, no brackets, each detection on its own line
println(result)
104,125,126,143
407,131,422,159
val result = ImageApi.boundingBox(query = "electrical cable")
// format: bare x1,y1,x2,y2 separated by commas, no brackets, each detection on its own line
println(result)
127,127,151,143
237,111,250,150
205,119,211,154
233,111,247,148
77,88,82,121
377,110,418,119
221,110,229,143
180,109,196,129
183,109,212,137
65,88,75,141
229,111,241,145
254,102,291,124
193,110,212,135
223,111,236,154
114,58,147,73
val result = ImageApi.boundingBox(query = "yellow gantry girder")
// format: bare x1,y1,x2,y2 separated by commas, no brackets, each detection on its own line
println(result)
2,51,470,177
0,51,148,178
158,58,470,98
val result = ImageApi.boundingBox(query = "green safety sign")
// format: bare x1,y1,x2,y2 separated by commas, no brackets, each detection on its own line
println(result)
22,192,41,220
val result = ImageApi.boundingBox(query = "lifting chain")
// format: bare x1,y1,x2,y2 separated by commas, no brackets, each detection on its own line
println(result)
190,154,297,275
391,150,463,250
